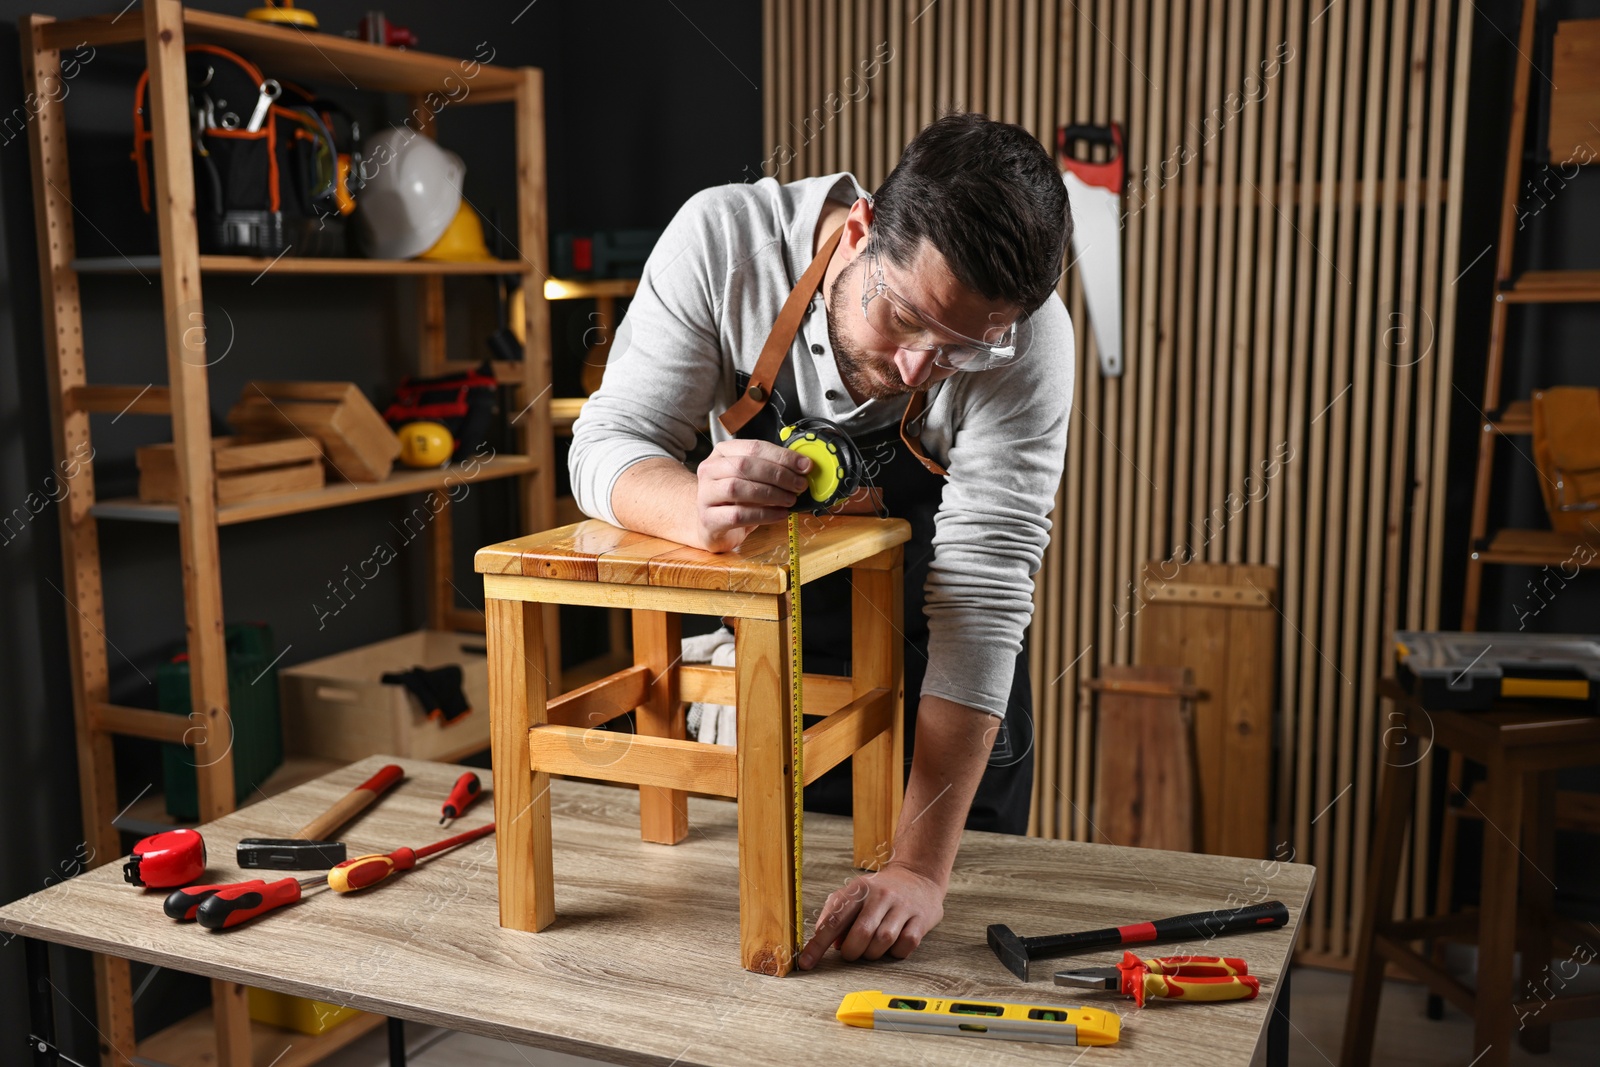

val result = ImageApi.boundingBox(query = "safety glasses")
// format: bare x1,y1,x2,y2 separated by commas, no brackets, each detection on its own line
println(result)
858,249,1024,371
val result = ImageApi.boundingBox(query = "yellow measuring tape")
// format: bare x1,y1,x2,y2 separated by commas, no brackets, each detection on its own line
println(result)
787,513,804,962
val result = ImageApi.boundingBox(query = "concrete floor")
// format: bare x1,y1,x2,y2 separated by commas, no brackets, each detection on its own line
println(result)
310,966,1600,1066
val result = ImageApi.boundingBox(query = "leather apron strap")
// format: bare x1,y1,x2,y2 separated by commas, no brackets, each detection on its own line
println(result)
719,222,949,478
719,226,843,435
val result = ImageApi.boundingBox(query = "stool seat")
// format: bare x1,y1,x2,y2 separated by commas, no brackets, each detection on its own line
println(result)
475,515,911,976
476,516,911,592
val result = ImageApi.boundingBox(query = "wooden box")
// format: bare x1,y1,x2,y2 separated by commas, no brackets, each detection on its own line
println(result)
137,436,324,506
279,631,490,762
227,380,400,482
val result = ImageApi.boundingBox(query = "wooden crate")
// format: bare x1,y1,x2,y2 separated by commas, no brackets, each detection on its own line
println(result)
279,631,490,762
228,380,400,482
137,436,324,505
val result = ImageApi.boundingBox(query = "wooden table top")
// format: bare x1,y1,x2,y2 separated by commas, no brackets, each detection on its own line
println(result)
1,756,1314,1066
474,515,911,594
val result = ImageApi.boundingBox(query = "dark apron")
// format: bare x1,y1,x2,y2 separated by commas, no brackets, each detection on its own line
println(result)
733,379,1035,835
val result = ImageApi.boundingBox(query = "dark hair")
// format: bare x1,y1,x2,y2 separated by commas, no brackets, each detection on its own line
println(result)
870,112,1070,314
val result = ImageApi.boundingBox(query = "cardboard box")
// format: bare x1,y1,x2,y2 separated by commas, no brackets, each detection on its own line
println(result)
228,380,400,482
137,436,323,505
279,631,490,761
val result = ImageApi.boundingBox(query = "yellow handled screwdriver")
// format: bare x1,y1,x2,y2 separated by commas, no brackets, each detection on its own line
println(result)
327,822,494,893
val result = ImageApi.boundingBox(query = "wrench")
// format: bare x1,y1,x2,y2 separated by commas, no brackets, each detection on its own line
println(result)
245,79,281,132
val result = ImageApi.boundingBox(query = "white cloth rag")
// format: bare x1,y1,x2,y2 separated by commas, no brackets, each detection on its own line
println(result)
682,628,737,746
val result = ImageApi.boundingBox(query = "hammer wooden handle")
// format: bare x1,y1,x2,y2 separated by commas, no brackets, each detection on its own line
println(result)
296,764,403,842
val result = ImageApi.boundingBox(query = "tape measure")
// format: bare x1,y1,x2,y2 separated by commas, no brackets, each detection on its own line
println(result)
787,512,804,963
781,420,863,513
836,991,1121,1046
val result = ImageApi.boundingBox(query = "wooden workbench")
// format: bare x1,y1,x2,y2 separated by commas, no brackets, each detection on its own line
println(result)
3,756,1314,1066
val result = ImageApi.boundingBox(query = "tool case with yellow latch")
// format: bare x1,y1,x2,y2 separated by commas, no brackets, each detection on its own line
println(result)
1395,631,1600,712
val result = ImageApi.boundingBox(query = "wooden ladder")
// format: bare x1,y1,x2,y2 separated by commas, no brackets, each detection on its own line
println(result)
1460,0,1600,627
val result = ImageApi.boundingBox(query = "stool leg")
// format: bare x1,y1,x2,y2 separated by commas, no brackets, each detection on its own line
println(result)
1339,750,1418,1067
635,610,688,844
486,597,555,932
1473,757,1523,1067
736,614,798,976
850,557,904,870
1517,771,1557,1052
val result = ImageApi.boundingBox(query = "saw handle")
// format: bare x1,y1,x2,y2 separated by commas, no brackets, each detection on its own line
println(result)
296,763,403,842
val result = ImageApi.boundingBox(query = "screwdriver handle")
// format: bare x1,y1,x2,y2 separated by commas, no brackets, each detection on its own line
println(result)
440,772,481,823
164,881,265,922
328,847,417,893
196,876,306,929
1139,973,1260,1006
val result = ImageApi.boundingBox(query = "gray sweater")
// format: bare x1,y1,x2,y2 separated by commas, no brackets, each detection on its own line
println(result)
569,173,1075,717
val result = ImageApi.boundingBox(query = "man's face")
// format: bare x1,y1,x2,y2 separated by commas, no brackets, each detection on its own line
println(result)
826,236,1021,402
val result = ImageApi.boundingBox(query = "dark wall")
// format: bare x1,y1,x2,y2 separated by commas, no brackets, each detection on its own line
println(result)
0,0,759,1055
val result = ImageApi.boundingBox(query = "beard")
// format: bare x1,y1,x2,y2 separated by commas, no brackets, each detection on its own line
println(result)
826,255,930,402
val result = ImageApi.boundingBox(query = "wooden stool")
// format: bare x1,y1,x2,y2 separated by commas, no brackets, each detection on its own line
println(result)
1341,680,1600,1066
475,515,911,976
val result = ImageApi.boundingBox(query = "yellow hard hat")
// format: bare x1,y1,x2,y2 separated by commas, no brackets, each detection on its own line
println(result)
418,204,495,263
397,421,454,468
245,1,318,28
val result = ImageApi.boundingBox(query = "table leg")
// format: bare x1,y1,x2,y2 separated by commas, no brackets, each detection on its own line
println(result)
25,937,57,1067
486,597,555,932
735,614,799,976
1267,965,1291,1067
635,610,688,844
1339,749,1419,1067
1516,770,1557,1053
387,1016,407,1067
849,558,904,869
1472,757,1523,1067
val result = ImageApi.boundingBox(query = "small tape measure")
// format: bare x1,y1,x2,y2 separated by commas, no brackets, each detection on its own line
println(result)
837,991,1121,1046
781,420,863,513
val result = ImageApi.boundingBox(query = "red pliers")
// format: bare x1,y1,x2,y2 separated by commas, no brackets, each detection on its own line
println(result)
1054,952,1261,1007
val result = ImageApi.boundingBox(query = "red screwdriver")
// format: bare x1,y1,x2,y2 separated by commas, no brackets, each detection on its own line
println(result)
194,875,324,930
328,822,495,893
439,772,483,826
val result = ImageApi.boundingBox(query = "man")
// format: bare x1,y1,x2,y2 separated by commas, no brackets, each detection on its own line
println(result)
570,112,1073,969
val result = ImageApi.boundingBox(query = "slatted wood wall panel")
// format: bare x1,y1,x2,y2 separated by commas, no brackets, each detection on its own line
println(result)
763,0,1474,963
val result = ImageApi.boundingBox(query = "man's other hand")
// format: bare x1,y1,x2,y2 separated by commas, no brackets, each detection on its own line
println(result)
796,862,945,969
695,439,811,551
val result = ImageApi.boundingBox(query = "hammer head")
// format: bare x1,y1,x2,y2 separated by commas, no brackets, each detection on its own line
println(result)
236,838,346,870
987,923,1031,981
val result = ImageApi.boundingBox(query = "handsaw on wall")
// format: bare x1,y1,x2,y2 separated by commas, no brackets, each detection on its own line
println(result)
1057,123,1126,377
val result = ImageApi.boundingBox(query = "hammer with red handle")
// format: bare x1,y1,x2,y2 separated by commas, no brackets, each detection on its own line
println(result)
235,764,404,870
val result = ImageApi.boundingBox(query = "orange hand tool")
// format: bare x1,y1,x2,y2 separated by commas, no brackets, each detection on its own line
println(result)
439,772,482,826
1054,952,1260,1007
327,821,495,893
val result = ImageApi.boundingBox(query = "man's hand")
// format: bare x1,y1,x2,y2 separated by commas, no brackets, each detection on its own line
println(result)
797,862,945,969
693,439,811,551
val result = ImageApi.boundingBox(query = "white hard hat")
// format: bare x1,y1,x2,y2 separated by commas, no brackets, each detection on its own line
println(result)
355,127,465,260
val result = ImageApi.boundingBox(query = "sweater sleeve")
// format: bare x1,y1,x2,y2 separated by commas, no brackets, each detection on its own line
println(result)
568,188,733,526
919,296,1074,717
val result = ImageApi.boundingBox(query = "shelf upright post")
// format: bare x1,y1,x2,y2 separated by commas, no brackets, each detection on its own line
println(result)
18,13,137,1066
516,66,561,689
141,2,253,1062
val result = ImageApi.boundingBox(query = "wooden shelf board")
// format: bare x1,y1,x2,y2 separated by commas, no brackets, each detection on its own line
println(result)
1477,528,1600,567
136,1003,385,1067
543,278,640,300
39,9,523,98
92,455,536,526
551,396,587,433
1489,399,1532,436
120,755,348,834
72,255,531,277
1501,270,1600,303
